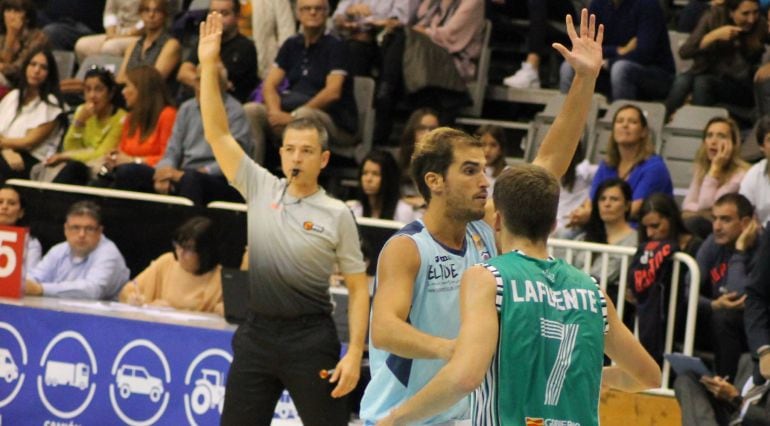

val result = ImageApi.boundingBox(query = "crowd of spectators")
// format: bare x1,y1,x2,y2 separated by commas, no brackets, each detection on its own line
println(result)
6,0,770,422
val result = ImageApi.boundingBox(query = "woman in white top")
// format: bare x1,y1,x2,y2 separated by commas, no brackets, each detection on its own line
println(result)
554,141,596,238
0,47,64,181
475,124,507,188
740,115,770,226
347,149,421,224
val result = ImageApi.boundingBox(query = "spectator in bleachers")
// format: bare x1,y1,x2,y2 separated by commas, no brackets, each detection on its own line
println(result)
567,104,673,228
631,193,703,364
693,192,761,379
0,48,64,182
96,65,176,190
558,0,674,101
177,0,257,103
346,149,421,223
244,0,358,160
23,200,130,300
0,185,41,272
74,0,144,63
39,0,104,52
331,0,418,77
740,115,770,227
665,0,767,117
746,216,770,385
119,216,224,314
41,67,126,185
373,0,484,145
683,117,749,238
144,65,250,205
676,0,721,33
0,0,47,89
553,141,596,238
116,0,181,87
674,353,770,426
397,107,437,206
251,0,295,79
502,0,576,89
475,124,508,186
574,178,638,293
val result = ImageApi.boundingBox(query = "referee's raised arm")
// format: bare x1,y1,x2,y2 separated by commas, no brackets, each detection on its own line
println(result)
198,12,246,182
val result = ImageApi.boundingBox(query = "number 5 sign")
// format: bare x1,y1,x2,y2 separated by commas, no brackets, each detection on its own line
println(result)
0,225,27,298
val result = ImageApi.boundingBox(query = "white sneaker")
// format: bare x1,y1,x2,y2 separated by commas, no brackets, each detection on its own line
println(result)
503,62,541,89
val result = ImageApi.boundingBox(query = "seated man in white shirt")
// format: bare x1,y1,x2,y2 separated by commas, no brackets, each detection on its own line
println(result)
24,200,130,300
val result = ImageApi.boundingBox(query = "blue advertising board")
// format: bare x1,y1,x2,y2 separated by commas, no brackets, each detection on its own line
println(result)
0,300,302,425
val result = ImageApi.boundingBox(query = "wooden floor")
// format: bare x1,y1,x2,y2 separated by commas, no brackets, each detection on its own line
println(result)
600,389,681,425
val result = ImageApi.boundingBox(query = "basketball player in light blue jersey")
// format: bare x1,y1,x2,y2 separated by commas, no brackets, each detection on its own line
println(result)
371,19,660,426
361,9,615,425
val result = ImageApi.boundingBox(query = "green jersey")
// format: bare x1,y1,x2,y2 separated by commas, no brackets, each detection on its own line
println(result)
472,251,608,426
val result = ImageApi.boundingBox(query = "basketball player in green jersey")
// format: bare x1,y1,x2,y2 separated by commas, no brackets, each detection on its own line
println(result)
376,10,660,426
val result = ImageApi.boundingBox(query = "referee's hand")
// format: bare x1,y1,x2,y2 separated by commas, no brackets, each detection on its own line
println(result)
328,350,361,398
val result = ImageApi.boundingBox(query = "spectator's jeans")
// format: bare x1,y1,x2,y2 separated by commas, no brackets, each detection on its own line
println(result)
220,312,348,426
666,71,754,115
560,59,673,101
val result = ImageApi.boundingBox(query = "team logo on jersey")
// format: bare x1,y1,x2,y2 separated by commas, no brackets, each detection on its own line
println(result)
302,221,324,233
471,233,491,260
525,418,544,426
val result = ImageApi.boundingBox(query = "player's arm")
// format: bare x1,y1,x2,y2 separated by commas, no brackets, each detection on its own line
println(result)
377,266,499,426
603,296,661,392
198,13,246,182
533,9,603,179
370,236,453,359
328,271,369,398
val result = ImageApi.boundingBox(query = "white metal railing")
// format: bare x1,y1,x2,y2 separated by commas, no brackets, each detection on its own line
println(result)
547,238,701,395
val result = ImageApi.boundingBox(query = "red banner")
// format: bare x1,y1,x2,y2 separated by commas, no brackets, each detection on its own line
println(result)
0,225,27,298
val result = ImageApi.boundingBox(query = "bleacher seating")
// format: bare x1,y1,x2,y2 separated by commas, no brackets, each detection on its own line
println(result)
461,19,493,118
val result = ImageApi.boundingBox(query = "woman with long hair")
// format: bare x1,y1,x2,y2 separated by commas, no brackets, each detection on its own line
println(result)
568,104,673,228
398,107,438,203
0,47,64,181
0,0,47,88
98,65,176,191
554,141,596,237
42,67,126,184
119,216,224,314
682,116,749,217
347,149,420,223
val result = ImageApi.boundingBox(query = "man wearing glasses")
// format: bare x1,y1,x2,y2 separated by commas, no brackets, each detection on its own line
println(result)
244,0,358,163
24,200,129,300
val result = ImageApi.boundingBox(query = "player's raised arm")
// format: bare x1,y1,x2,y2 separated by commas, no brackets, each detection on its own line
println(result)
198,12,246,182
533,9,603,179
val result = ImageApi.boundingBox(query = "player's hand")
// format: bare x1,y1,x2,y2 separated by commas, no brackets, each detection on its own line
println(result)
328,350,361,398
552,8,604,80
198,12,223,65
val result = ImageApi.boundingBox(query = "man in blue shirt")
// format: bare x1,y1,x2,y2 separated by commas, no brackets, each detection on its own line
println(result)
24,201,130,300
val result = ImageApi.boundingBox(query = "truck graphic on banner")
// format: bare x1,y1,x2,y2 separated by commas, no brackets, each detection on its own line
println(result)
44,360,89,390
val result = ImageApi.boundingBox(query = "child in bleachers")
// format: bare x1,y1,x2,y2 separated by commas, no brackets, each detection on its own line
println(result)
474,124,507,186
0,48,64,182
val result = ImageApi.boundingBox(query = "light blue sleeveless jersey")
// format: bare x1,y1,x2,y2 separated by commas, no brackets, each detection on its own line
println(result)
361,219,497,424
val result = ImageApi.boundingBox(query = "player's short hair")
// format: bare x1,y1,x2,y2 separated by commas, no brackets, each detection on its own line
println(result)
493,164,560,242
410,127,482,204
